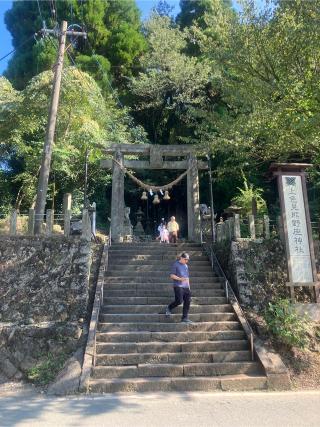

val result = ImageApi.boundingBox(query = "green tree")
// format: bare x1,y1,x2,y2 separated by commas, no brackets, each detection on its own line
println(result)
177,0,232,29
4,0,146,89
130,13,211,144
199,0,320,165
0,69,147,213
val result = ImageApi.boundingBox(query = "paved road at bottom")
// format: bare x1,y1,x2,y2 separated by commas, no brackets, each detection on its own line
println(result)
0,389,319,427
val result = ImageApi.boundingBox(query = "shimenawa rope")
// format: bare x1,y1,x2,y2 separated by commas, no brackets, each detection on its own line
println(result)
112,158,195,192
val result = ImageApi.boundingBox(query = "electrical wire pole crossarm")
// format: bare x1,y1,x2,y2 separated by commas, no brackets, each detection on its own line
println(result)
34,21,87,234
40,29,87,38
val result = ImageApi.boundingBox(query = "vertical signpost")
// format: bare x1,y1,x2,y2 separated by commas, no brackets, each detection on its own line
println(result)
270,163,320,303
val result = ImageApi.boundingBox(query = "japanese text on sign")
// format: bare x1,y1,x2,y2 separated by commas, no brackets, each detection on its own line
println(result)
282,175,313,283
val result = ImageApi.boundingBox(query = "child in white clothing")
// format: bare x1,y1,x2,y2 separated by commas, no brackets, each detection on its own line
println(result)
160,225,169,243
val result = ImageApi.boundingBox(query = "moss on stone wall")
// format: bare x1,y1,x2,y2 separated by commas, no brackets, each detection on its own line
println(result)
215,237,289,311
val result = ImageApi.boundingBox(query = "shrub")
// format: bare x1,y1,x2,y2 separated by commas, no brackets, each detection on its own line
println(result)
26,352,68,385
264,299,311,348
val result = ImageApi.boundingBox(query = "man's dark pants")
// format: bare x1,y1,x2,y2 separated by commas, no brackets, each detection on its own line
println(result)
168,286,191,319
169,232,177,243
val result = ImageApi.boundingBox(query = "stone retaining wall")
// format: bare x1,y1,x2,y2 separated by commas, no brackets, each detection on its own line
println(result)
214,238,288,310
0,236,91,323
0,236,97,389
0,322,81,381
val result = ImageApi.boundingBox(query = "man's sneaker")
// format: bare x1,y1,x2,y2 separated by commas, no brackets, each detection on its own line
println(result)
181,318,193,324
165,306,172,317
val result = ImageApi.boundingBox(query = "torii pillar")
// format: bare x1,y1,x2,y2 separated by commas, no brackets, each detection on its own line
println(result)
110,149,125,242
187,154,201,241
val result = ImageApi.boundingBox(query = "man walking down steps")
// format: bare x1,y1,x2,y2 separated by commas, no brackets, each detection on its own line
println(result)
166,253,193,323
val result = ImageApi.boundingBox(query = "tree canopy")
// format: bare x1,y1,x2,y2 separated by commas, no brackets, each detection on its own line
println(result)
0,68,146,213
2,0,320,217
4,0,146,89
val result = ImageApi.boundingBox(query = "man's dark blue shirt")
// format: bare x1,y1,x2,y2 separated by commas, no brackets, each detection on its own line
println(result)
171,260,189,288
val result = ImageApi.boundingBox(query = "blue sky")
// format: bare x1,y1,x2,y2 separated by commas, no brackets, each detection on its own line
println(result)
0,1,13,74
0,0,181,75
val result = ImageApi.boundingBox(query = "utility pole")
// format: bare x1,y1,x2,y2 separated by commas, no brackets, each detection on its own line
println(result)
83,147,89,208
34,21,87,234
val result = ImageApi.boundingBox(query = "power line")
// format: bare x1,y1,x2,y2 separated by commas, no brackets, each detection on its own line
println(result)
46,34,94,95
0,33,37,64
48,0,57,24
36,0,44,24
84,37,123,108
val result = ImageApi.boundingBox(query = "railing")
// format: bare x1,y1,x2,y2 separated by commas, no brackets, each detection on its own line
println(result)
203,243,255,361
79,227,111,391
93,244,109,367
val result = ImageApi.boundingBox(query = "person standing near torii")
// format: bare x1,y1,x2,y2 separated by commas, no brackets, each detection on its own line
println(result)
167,216,179,243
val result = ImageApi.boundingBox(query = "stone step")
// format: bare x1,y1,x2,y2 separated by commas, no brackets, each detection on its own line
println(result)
108,250,205,256
95,350,252,366
104,283,222,291
106,271,217,277
107,265,213,272
108,257,210,263
110,243,202,247
89,374,267,393
109,245,202,250
104,289,225,297
96,339,250,354
102,304,232,314
99,313,236,323
103,296,228,305
92,361,262,379
104,277,222,284
96,330,246,343
98,321,240,333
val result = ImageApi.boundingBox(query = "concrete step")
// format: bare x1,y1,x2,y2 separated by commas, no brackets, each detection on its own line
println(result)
96,330,246,343
92,361,262,379
104,289,225,297
98,321,240,333
95,350,252,366
103,296,228,305
102,304,232,314
96,339,249,354
104,283,223,291
99,313,236,323
89,374,267,393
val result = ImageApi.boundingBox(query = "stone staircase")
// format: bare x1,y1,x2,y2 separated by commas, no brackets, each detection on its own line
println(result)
89,242,268,392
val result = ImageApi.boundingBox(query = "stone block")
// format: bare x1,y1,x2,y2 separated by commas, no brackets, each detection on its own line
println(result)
47,349,83,396
267,373,291,391
1,358,18,379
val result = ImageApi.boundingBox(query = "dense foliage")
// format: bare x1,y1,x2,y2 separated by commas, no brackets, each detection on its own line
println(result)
265,299,311,348
4,0,146,89
1,0,320,218
0,69,146,214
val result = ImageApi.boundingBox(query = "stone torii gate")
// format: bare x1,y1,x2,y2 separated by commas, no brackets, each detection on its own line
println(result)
101,144,208,242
